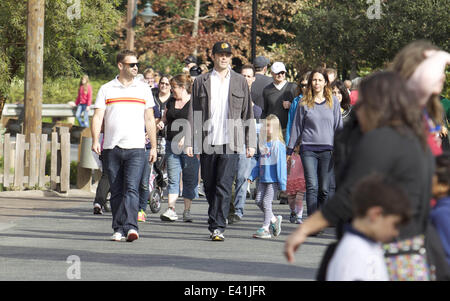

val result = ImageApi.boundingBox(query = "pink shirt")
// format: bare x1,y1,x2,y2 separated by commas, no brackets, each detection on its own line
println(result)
76,84,93,106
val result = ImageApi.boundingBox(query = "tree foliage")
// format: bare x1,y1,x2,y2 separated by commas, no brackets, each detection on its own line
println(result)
292,0,450,79
0,0,122,104
129,0,302,72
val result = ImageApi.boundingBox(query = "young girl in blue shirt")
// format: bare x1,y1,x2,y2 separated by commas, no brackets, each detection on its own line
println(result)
249,114,287,239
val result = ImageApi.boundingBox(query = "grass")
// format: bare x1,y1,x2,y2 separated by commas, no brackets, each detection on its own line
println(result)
8,76,109,104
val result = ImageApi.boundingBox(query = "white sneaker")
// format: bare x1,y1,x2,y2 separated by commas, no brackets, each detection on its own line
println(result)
160,208,178,221
126,229,139,242
110,232,123,242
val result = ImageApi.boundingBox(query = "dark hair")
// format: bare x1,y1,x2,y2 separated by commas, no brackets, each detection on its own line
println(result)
357,71,427,148
241,64,255,76
435,154,450,194
331,80,351,111
158,74,170,85
352,173,412,224
170,74,193,94
116,49,138,64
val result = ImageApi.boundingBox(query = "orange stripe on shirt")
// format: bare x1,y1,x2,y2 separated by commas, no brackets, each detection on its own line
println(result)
106,97,146,105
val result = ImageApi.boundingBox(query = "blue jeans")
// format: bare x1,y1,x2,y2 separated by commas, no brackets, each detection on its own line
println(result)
138,148,151,211
103,147,145,235
233,153,252,218
300,150,333,217
166,142,199,200
75,104,89,127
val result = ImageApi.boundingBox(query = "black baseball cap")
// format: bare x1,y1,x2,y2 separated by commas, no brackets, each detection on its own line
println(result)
212,41,232,55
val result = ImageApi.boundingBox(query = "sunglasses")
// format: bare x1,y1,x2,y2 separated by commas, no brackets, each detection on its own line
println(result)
275,71,286,75
123,62,139,68
159,82,170,86
300,84,307,88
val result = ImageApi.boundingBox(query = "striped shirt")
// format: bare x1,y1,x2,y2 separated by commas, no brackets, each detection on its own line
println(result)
94,76,155,149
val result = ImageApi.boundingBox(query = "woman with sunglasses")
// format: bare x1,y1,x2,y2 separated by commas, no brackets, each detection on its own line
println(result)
159,74,199,223
287,68,343,219
286,71,310,145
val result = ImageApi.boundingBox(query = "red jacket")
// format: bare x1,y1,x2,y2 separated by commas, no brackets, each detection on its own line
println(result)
76,84,92,106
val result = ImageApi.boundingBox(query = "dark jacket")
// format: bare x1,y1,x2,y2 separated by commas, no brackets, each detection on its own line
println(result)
251,73,273,110
322,126,434,240
262,81,298,129
187,69,256,153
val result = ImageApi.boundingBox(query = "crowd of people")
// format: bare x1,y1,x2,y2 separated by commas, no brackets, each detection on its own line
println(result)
88,39,450,281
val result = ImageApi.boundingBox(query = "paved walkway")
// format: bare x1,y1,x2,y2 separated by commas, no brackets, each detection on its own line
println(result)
0,189,335,281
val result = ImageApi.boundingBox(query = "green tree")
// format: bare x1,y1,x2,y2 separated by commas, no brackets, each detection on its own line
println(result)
0,0,122,114
292,0,450,79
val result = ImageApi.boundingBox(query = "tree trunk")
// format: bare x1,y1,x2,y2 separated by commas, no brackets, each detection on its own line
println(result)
192,0,200,56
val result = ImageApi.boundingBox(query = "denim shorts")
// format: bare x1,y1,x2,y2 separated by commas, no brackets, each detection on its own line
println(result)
165,142,200,200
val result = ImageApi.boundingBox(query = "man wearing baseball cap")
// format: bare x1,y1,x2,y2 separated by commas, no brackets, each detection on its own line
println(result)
251,56,272,112
262,61,298,131
186,41,256,241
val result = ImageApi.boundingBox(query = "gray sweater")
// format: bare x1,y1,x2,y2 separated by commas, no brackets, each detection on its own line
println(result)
287,96,342,154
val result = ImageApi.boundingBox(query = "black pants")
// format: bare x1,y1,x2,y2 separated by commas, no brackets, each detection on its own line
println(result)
94,167,110,207
200,145,239,233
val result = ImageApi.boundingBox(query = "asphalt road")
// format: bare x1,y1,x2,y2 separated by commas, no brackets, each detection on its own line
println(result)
0,189,335,281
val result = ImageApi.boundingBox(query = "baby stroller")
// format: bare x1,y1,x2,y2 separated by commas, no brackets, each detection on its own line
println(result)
148,136,168,213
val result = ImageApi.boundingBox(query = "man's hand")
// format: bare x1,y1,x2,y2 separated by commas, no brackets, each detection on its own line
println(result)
282,100,291,109
92,140,101,155
149,148,157,163
246,147,255,158
185,146,194,157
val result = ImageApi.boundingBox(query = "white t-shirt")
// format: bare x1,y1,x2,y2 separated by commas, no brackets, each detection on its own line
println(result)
94,76,155,149
326,228,389,281
208,68,231,145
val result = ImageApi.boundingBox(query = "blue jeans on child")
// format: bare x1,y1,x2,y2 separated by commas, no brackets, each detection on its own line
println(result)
232,153,252,218
300,150,332,217
166,142,199,200
75,104,89,127
103,147,145,235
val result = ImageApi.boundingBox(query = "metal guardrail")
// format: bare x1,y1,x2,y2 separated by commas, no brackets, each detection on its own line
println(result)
2,104,94,117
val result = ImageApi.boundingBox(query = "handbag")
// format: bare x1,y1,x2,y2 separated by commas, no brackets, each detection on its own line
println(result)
383,234,436,281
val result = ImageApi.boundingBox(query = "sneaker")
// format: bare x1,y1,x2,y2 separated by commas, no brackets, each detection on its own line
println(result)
138,210,146,222
93,203,103,215
160,208,178,222
110,232,123,242
289,211,297,224
103,201,111,212
183,209,193,222
253,228,271,239
232,214,242,224
211,229,225,241
126,229,139,242
295,215,303,224
270,215,283,237
198,184,206,196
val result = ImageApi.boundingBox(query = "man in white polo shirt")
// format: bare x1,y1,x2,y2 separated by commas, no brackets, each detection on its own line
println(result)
91,49,157,242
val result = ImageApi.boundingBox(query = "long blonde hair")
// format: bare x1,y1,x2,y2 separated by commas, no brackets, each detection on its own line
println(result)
79,74,90,93
302,68,333,109
261,114,285,145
